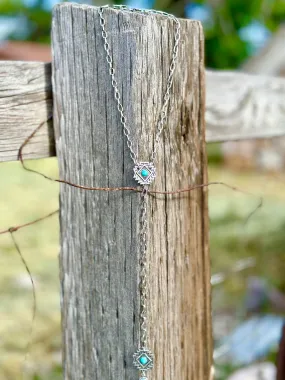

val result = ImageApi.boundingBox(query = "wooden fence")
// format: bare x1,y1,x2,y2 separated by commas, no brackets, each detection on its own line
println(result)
1,3,285,379
2,64,285,162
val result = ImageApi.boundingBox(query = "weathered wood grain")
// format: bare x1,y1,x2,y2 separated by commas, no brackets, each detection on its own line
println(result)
206,70,285,142
1,63,285,162
52,3,211,379
0,61,54,161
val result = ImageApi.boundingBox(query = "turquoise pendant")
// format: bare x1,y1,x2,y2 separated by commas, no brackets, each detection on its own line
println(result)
133,162,156,185
133,348,154,371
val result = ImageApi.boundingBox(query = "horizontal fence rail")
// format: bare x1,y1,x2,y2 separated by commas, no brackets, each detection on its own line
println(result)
206,70,285,142
1,61,285,162
0,61,54,162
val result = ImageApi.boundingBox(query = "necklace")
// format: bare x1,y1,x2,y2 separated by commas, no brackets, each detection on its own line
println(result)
98,5,181,379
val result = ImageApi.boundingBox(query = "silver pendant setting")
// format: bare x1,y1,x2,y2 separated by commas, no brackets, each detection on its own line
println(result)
134,162,156,185
133,348,154,371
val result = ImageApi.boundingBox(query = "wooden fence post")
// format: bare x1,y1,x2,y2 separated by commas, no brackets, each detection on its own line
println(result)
52,3,212,379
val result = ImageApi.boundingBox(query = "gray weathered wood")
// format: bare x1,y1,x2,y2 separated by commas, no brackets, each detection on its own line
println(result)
2,63,285,162
52,3,211,380
206,70,285,142
0,61,54,161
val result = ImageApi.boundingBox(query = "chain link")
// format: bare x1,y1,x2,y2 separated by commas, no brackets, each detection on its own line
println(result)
98,5,181,164
98,7,181,373
139,187,149,348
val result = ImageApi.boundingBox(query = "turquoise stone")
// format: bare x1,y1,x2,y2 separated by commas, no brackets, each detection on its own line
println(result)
139,355,148,365
141,169,149,178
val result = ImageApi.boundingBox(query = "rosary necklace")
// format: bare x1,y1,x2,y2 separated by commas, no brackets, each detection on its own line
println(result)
99,5,181,379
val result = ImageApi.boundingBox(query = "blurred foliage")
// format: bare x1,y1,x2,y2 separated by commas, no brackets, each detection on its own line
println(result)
193,0,285,68
215,348,279,380
32,365,62,380
207,143,224,165
1,0,285,67
0,0,51,43
215,362,240,380
209,166,285,311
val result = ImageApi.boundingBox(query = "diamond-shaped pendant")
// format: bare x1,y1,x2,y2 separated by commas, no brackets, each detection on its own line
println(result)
133,348,154,371
134,162,156,185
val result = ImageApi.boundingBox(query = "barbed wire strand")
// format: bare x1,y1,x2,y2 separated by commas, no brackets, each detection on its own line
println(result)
18,115,263,215
0,212,58,378
0,210,59,236
9,230,36,380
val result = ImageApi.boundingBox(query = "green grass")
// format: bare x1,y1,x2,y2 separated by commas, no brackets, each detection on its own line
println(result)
0,158,285,379
209,167,285,292
0,158,60,380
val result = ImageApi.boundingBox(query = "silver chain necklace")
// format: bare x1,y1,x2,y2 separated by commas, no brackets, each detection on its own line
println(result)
99,5,181,379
